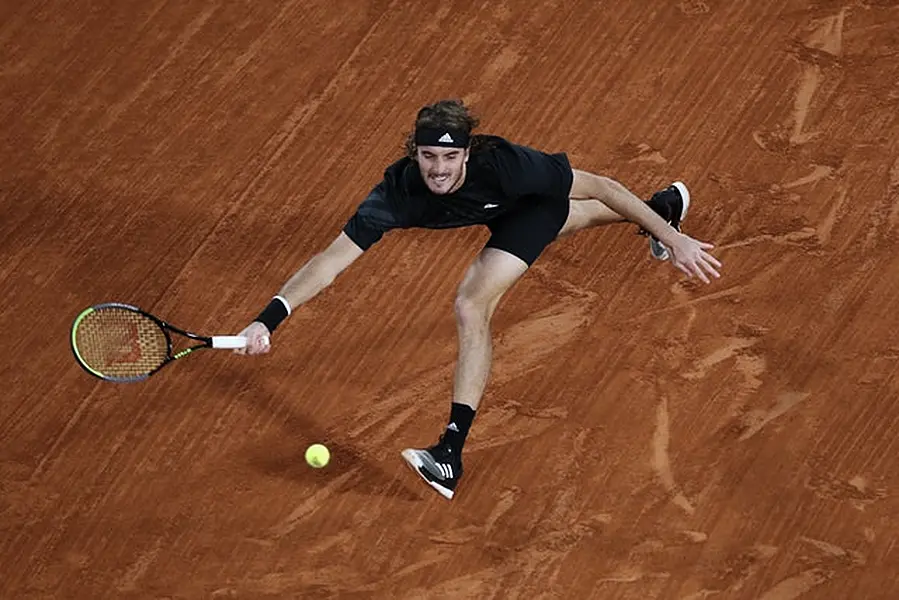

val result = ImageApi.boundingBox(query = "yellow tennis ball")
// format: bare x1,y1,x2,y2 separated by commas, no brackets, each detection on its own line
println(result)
305,443,330,468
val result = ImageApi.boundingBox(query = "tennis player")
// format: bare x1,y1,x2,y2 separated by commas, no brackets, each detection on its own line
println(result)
236,99,721,500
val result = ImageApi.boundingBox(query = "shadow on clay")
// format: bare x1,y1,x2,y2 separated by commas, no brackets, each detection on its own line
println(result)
216,371,425,502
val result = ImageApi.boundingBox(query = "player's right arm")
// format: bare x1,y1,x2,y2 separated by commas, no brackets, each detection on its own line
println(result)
279,232,363,309
236,182,400,356
235,232,364,355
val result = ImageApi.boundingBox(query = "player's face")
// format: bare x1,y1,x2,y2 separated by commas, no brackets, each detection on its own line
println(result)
415,146,469,195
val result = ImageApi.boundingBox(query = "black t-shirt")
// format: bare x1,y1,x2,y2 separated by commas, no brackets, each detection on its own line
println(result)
343,135,574,250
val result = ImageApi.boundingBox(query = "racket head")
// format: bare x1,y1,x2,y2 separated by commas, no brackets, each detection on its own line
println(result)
70,303,173,383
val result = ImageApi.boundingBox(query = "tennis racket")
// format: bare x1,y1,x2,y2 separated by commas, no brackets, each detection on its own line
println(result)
70,302,248,383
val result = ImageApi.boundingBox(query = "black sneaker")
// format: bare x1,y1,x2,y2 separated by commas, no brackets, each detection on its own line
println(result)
401,439,463,500
647,181,690,261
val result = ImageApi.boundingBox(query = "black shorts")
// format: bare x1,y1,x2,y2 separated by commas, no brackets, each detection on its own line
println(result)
485,195,570,266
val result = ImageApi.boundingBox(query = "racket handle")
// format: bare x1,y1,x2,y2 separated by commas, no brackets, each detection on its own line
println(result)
211,335,248,349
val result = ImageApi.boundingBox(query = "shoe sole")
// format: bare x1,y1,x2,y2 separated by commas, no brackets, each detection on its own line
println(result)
650,181,691,261
401,449,455,500
672,181,691,222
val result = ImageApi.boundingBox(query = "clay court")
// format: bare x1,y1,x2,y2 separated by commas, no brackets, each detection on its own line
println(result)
2,0,898,598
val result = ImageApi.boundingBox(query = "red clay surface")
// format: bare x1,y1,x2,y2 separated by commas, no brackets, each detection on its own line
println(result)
2,1,898,598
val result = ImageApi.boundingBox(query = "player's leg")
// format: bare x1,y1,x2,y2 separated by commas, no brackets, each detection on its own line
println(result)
401,196,568,500
558,172,691,260
401,248,527,500
452,247,529,410
558,187,686,238
556,198,625,236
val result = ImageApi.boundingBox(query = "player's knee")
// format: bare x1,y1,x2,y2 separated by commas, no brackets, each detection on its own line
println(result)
454,292,490,328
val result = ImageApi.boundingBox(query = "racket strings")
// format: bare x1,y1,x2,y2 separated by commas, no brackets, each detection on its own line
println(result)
73,308,168,379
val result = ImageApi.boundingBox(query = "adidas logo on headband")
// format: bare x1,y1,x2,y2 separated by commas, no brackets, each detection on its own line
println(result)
414,127,470,148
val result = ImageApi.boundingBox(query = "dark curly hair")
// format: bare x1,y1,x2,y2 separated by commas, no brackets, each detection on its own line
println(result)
404,99,482,158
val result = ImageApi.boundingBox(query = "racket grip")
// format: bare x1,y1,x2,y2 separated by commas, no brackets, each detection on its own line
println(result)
211,335,248,349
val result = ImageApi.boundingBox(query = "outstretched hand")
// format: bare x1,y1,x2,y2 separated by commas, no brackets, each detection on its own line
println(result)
233,321,272,355
666,233,722,284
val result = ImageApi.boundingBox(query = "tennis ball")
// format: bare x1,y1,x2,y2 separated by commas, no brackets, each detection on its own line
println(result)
305,443,330,468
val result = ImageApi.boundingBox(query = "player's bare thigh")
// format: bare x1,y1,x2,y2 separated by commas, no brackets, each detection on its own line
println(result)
557,199,624,238
457,248,529,318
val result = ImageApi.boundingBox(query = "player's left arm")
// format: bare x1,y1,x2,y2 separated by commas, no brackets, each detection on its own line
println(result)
569,169,722,282
569,169,678,245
